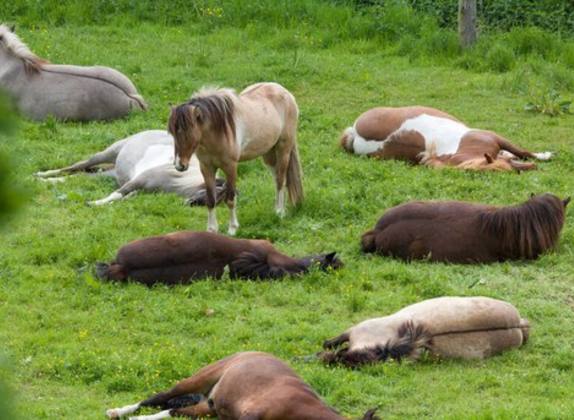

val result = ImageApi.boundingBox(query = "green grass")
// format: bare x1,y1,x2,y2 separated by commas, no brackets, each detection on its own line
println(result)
1,20,574,419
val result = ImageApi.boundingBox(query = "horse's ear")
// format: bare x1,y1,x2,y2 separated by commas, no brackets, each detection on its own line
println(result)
8,23,16,32
192,106,203,124
563,197,571,207
484,153,494,164
325,252,337,262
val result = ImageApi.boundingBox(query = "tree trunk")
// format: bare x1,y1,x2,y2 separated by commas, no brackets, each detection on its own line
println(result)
458,0,477,48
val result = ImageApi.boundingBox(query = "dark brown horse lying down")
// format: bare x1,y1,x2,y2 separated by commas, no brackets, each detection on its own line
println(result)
361,193,568,263
322,297,529,367
106,352,379,420
340,106,552,171
96,231,342,285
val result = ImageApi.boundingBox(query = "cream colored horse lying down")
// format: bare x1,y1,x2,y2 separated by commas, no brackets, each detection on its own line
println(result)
322,296,529,366
36,130,225,206
0,24,146,121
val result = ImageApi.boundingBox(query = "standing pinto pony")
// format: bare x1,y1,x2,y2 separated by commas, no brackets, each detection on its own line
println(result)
169,83,302,235
340,106,552,171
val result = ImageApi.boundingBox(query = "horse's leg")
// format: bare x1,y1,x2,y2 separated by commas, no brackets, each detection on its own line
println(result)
199,162,219,233
107,356,232,419
221,163,239,235
262,151,286,217
127,400,215,420
35,138,126,178
87,176,146,206
494,134,552,161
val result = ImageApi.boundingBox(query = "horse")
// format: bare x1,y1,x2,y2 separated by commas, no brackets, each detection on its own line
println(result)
168,83,302,235
95,231,342,285
321,297,529,367
35,130,225,206
340,106,552,171
0,24,146,121
106,352,379,420
361,193,568,263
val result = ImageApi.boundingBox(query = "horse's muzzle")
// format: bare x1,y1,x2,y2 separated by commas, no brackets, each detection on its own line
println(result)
175,163,188,172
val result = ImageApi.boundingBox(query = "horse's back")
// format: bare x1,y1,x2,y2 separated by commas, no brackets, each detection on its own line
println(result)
355,106,459,141
21,64,145,120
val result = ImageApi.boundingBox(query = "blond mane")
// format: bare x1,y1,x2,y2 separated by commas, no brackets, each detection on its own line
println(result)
0,24,48,73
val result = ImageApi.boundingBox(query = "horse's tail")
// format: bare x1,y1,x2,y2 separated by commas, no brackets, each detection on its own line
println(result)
286,143,304,206
520,318,530,344
95,262,126,281
361,230,378,253
128,93,148,111
340,126,355,153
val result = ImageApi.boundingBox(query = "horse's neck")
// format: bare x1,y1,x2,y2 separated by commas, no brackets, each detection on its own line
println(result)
0,53,26,91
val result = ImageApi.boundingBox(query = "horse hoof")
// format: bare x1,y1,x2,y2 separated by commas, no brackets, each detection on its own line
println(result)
534,151,553,161
275,209,286,218
228,226,237,236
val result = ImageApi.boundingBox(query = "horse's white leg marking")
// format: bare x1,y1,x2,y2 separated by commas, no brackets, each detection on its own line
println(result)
35,168,64,178
106,402,141,418
533,152,553,161
38,176,66,183
275,186,286,218
207,208,219,233
129,410,172,420
228,197,239,236
88,191,124,206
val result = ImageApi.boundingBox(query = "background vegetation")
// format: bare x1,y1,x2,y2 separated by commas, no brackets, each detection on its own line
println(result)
1,1,573,418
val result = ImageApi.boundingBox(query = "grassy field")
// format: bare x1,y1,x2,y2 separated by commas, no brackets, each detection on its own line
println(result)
1,18,574,419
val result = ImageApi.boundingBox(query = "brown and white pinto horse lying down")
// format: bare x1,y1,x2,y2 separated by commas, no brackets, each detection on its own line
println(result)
321,297,529,367
106,351,379,420
361,193,568,263
340,106,552,171
96,231,342,285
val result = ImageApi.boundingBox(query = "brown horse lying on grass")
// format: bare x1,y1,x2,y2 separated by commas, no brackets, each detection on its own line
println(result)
340,106,552,171
361,193,568,263
96,231,342,285
106,351,379,420
321,297,529,367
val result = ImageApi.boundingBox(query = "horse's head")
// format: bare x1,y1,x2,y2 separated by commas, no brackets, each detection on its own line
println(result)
168,104,203,172
0,23,46,73
307,252,344,271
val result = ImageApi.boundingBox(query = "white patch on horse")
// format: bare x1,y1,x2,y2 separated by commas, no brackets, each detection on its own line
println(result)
207,208,219,233
399,114,470,156
129,410,172,420
89,191,123,206
106,402,141,418
533,151,552,161
350,126,386,155
134,145,174,178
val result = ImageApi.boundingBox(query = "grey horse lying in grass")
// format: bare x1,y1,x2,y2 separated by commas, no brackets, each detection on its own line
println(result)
322,296,529,366
36,130,225,206
0,24,146,121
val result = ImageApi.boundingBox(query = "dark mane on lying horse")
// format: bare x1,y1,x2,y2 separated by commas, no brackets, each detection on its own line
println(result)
320,321,431,367
170,88,236,142
229,251,305,280
479,194,567,259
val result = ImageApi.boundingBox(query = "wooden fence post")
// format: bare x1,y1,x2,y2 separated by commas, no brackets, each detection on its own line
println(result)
458,0,477,48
